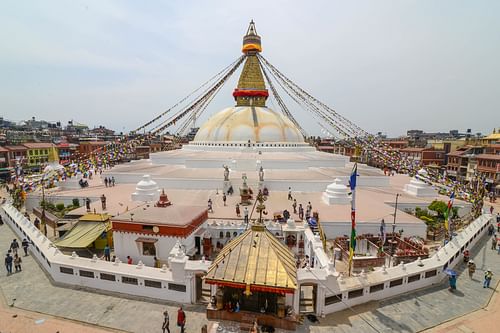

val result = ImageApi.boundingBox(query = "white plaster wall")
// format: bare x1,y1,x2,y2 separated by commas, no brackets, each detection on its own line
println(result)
114,231,197,267
304,214,492,315
321,221,427,239
0,204,195,304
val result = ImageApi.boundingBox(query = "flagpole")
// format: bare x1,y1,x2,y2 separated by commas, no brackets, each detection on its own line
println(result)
348,162,358,277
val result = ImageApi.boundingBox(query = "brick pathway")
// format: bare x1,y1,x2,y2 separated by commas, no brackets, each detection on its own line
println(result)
1,213,498,333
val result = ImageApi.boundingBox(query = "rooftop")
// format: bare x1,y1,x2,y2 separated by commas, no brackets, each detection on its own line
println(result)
113,205,207,227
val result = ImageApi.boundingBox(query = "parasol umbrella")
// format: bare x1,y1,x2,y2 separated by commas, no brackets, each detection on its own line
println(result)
444,268,457,277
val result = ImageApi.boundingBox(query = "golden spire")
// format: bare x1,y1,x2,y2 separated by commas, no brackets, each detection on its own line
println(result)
233,20,269,107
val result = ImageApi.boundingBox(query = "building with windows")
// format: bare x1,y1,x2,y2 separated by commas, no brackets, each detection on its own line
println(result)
476,153,500,194
4,145,28,168
399,147,445,166
23,142,57,169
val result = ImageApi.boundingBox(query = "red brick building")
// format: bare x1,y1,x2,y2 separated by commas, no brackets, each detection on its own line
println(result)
399,147,445,166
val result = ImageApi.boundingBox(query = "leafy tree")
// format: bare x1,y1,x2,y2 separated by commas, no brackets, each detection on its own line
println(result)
428,200,448,219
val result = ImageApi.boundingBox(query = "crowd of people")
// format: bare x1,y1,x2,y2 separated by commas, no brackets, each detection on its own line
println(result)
4,237,30,276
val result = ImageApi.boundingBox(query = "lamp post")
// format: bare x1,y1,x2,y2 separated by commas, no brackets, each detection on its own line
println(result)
40,174,47,236
390,193,400,266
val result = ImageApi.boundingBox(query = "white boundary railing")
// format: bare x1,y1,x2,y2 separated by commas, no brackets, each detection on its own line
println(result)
1,203,210,304
298,213,492,316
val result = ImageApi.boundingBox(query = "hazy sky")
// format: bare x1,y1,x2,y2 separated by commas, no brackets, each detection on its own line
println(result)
1,0,499,137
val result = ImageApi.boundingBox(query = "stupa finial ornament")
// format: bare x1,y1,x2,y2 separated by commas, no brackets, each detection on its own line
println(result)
253,189,267,228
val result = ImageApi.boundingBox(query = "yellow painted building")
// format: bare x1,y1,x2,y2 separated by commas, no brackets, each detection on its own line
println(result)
427,138,467,152
481,128,500,145
23,142,57,168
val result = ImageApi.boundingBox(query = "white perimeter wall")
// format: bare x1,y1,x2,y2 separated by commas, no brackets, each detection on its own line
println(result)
113,231,197,267
2,201,490,316
300,213,493,316
1,203,209,304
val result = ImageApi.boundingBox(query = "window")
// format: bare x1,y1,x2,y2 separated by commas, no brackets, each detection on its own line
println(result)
145,280,162,288
142,242,156,256
425,270,437,278
100,273,116,281
408,274,421,283
168,283,186,292
60,267,74,275
233,232,238,237
389,278,403,288
122,276,138,285
325,294,342,305
142,225,154,231
79,270,95,278
226,232,231,238
219,231,224,238
348,289,363,299
369,283,384,293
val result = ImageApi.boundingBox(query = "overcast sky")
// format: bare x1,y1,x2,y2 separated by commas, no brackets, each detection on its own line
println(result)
1,0,499,137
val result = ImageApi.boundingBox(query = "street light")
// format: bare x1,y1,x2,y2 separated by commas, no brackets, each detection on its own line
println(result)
390,193,400,266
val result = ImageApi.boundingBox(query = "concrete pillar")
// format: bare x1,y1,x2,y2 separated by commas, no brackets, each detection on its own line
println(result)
316,285,325,316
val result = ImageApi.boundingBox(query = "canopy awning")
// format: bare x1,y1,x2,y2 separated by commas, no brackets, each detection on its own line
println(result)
135,237,158,243
205,224,297,294
54,222,108,248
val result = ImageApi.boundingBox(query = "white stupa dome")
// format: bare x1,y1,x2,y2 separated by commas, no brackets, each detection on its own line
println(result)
323,178,351,205
131,175,161,202
193,106,304,143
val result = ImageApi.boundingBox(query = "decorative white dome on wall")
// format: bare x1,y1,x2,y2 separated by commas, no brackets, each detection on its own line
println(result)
404,169,436,197
323,178,351,205
131,175,161,202
193,106,304,143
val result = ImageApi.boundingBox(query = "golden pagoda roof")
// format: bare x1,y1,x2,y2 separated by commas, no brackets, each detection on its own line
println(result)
205,224,297,293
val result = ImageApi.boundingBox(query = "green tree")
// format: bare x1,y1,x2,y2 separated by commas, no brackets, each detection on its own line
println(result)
428,200,448,219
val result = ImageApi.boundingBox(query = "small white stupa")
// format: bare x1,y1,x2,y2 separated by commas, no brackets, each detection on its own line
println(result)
404,169,436,197
131,175,161,202
322,178,351,205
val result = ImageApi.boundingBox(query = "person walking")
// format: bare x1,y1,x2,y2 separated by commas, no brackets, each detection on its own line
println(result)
292,199,297,214
162,309,170,333
85,197,91,212
4,253,13,275
104,177,109,187
177,306,186,333
288,187,293,200
235,203,241,217
448,274,457,291
298,204,304,220
21,238,29,256
222,193,227,206
492,235,497,250
468,260,476,279
101,194,107,210
14,254,22,272
10,239,19,255
111,176,116,186
244,207,249,224
484,269,493,288
104,244,111,261
208,199,213,213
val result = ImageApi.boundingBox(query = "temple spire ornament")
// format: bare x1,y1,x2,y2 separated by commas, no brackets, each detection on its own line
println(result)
233,20,268,107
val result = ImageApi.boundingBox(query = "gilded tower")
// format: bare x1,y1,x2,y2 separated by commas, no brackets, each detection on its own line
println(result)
232,21,269,107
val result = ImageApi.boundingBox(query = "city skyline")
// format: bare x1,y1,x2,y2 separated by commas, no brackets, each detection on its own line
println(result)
1,1,499,137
